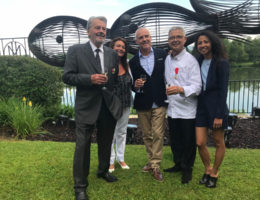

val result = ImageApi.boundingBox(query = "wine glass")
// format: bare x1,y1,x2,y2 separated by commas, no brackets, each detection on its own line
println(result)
140,74,147,93
102,69,108,90
165,80,170,103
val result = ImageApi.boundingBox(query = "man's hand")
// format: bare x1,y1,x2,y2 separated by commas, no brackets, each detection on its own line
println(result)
166,85,184,95
91,74,108,85
134,78,145,89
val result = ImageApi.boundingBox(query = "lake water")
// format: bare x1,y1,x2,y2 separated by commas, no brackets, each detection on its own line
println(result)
228,80,260,113
62,67,260,114
229,67,260,81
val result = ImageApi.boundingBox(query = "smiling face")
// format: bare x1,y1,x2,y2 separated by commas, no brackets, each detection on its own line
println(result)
168,29,186,56
113,40,126,58
197,35,212,59
87,19,106,47
135,28,152,54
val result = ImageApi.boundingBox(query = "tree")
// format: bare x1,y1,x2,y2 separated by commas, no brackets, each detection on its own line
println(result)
228,40,248,63
245,38,260,64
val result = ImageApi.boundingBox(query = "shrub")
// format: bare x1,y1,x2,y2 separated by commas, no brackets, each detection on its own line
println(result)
130,107,136,115
251,61,260,68
0,56,64,117
0,98,9,125
58,104,75,118
1,97,45,138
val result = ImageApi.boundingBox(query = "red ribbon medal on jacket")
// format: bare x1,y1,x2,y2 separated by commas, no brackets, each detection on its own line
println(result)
174,67,179,79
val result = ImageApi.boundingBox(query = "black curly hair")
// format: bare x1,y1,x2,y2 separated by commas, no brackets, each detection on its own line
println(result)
195,30,227,61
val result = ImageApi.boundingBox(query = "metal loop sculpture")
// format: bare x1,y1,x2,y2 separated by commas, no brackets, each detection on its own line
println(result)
28,0,260,67
28,16,88,66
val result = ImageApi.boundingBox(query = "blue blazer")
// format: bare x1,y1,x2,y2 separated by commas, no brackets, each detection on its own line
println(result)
129,48,167,110
198,56,229,119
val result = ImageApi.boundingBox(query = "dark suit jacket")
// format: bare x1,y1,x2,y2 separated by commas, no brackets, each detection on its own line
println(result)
129,48,167,110
198,56,229,119
62,42,122,124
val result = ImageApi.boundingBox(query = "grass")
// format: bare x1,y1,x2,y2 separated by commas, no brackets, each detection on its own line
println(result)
0,141,260,200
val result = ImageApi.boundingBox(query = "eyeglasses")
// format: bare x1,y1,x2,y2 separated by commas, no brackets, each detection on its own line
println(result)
169,35,184,40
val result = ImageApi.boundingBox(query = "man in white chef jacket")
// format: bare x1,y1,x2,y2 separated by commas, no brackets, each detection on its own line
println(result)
163,27,202,184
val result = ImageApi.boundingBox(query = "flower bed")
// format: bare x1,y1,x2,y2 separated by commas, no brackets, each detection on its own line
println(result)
1,117,259,149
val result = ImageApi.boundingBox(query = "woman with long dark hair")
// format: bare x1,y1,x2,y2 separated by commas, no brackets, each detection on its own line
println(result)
195,30,229,188
109,37,133,172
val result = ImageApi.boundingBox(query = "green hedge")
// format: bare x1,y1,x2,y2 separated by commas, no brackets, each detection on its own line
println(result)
0,56,64,117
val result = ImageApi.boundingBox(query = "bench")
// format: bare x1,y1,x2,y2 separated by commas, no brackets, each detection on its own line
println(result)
252,107,260,118
224,113,238,147
126,124,137,144
58,114,69,126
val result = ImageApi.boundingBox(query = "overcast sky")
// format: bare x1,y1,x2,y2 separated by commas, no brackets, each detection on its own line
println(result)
0,0,193,38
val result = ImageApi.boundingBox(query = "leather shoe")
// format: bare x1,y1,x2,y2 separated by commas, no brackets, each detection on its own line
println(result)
153,168,163,182
142,164,152,172
97,172,118,182
164,165,181,173
199,174,210,184
205,176,218,188
181,169,192,184
75,191,88,200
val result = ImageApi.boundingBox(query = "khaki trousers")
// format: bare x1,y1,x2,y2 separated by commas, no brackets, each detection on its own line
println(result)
137,106,166,168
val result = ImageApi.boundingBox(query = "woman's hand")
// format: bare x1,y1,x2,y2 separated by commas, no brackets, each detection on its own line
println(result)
213,118,223,129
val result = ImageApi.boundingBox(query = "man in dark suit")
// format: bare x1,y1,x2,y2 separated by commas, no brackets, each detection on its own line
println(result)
129,27,167,182
62,16,122,200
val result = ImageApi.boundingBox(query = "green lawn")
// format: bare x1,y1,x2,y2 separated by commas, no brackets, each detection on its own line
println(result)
0,140,259,200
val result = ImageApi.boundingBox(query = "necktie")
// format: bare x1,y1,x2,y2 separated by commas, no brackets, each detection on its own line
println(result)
95,48,102,72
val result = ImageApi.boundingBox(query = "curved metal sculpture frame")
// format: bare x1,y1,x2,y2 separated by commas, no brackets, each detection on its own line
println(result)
29,16,88,66
28,0,260,66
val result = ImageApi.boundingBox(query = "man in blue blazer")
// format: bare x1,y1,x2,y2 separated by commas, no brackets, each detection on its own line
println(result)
62,16,122,200
129,27,167,182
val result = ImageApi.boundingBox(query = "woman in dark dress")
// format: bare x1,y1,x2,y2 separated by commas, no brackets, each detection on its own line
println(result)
109,37,133,173
195,30,229,188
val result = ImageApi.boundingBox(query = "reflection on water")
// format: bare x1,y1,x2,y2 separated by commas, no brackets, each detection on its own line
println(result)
230,67,260,81
228,67,260,113
228,80,260,113
62,87,76,106
61,88,135,107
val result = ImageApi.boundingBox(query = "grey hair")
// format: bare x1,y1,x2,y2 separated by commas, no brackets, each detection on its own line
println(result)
168,27,186,37
135,27,150,40
87,16,107,30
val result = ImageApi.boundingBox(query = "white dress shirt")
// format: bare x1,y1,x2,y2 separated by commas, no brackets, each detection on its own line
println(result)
89,41,105,73
138,48,157,108
165,49,202,119
138,48,154,76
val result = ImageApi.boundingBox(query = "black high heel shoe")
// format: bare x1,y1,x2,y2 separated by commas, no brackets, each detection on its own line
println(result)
205,176,218,188
199,174,210,184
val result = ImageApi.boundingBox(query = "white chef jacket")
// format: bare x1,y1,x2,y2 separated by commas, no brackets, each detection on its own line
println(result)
165,49,202,119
